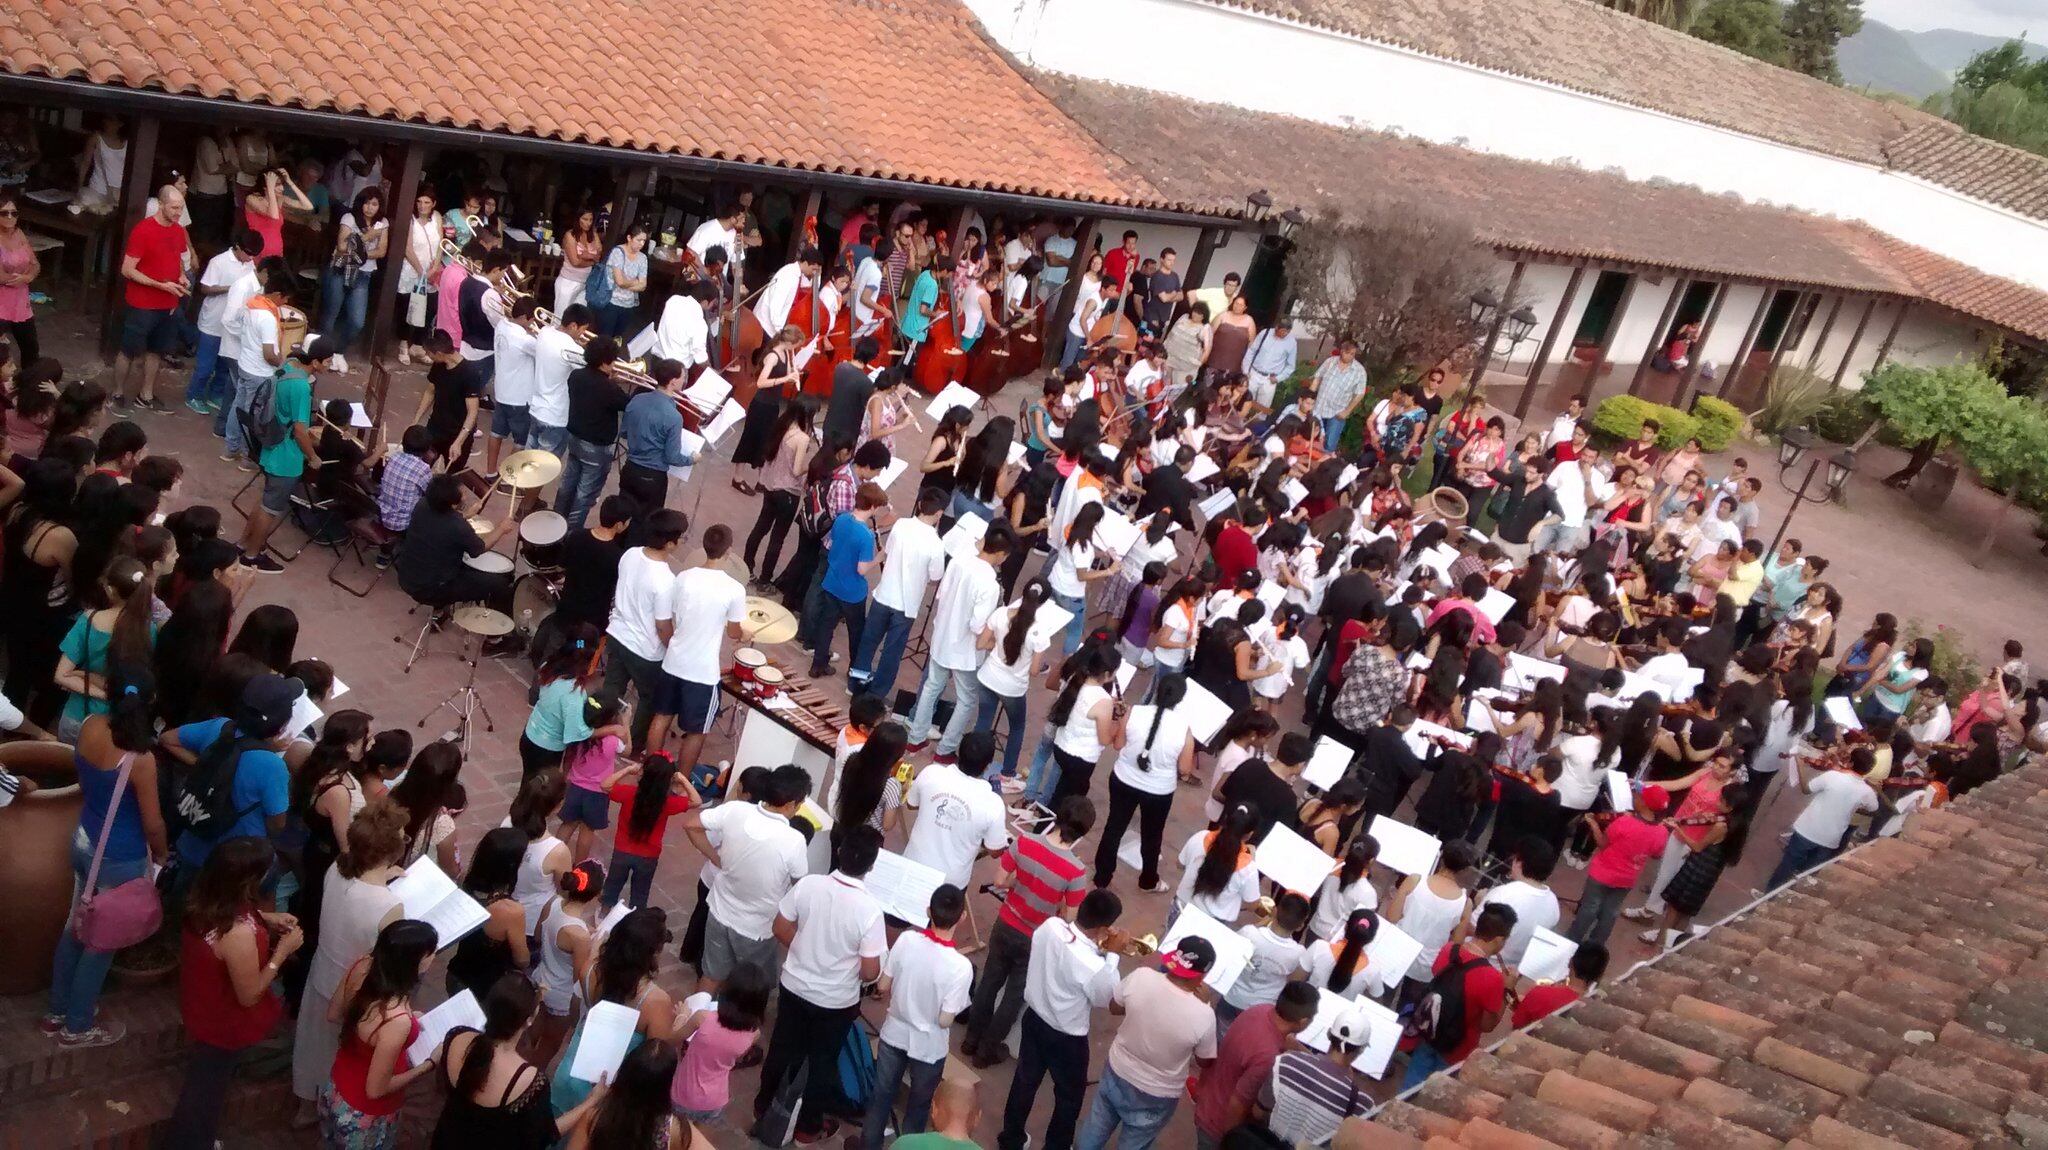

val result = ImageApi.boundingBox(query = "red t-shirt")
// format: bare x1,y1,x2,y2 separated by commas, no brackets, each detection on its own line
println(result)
1587,815,1670,889
1430,942,1506,1063
1328,618,1369,686
1213,523,1258,588
1512,983,1581,1029
123,216,189,310
1103,247,1139,291
1192,1003,1287,1137
608,784,693,857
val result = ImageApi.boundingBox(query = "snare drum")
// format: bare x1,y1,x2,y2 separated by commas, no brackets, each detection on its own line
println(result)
518,510,568,570
463,550,515,574
753,665,785,699
732,647,766,682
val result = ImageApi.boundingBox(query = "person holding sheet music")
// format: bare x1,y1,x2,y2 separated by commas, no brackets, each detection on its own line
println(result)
1093,671,1198,891
1218,893,1314,1034
317,919,443,1146
1383,840,1475,1002
429,975,605,1149
1047,644,1128,808
1511,942,1607,1028
849,486,947,699
730,325,802,494
1173,805,1263,926
292,799,407,1120
972,580,1058,785
906,525,1010,762
1259,1002,1381,1144
1074,937,1219,1150
444,828,533,1000
1396,904,1512,1090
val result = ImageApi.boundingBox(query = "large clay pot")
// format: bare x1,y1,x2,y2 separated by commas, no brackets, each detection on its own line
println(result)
0,741,81,995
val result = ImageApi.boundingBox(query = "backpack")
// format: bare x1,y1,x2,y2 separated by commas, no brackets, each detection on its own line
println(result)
164,726,265,846
800,473,837,538
583,247,617,309
247,370,289,449
1404,949,1493,1054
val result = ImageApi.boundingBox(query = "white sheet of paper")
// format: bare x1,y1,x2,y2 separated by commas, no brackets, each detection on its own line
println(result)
1465,695,1504,734
1823,696,1863,731
1303,737,1352,790
388,856,490,950
1616,671,1670,702
1186,455,1221,484
942,513,990,561
595,902,633,940
1197,488,1237,522
347,402,372,429
1402,720,1473,758
1362,921,1425,993
1160,904,1256,996
877,455,910,491
1254,824,1340,896
408,989,484,1065
1281,478,1309,508
1256,581,1288,609
503,226,535,244
1558,596,1597,631
1505,653,1568,694
1336,464,1360,491
1463,529,1490,545
671,425,707,480
865,850,948,927
1116,662,1139,694
1605,769,1634,813
1180,678,1232,744
289,690,322,735
1026,601,1072,647
1518,927,1578,984
1264,435,1285,456
625,323,658,360
682,369,733,413
329,677,350,700
1299,988,1359,1052
702,398,746,448
1348,997,1406,1078
1403,651,1432,672
1366,815,1442,878
926,381,981,421
1092,510,1141,557
568,1001,641,1083
1420,544,1460,576
1007,441,1028,467
1476,589,1516,625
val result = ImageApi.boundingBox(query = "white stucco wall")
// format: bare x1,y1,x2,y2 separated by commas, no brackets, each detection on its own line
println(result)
964,0,2048,293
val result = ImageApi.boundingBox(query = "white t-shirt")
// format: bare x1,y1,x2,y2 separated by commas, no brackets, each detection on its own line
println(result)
1792,769,1879,850
1175,832,1261,924
1225,924,1311,1009
1554,733,1605,811
1306,874,1377,942
530,326,582,428
492,318,539,407
777,872,888,1009
196,251,250,337
218,272,262,359
1154,601,1194,670
1253,632,1310,700
977,606,1050,698
338,212,389,275
1111,705,1192,797
1304,939,1376,999
929,555,1000,672
878,931,974,1063
1068,278,1102,337
902,762,1009,889
661,566,747,684
701,803,809,939
1546,464,1592,529
1477,881,1560,967
1048,540,1095,599
1025,917,1120,1036
1907,701,1952,747
607,547,677,662
874,517,947,617
234,304,281,378
1054,683,1112,760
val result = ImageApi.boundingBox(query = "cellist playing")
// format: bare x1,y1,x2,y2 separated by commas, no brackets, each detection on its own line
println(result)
900,253,952,372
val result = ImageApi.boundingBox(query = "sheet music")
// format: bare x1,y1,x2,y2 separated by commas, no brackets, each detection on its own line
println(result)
877,455,910,491
1116,831,1145,871
1185,455,1221,484
1007,441,1028,468
682,369,733,412
1299,988,1359,1052
1519,927,1577,984
626,323,658,360
388,856,490,950
1160,904,1256,995
1476,589,1516,625
289,691,322,736
1347,997,1405,1078
1254,824,1341,897
1092,509,1141,557
1335,464,1360,491
1025,601,1072,646
1465,694,1506,734
24,187,70,205
702,398,746,447
1303,737,1352,790
942,513,989,561
1361,921,1424,995
1197,489,1236,522
330,677,351,700
347,402,373,429
1557,595,1597,630
672,426,706,480
1419,544,1460,576
408,989,484,1065
1823,696,1863,731
926,381,980,420
1504,653,1568,694
1116,662,1139,694
1605,769,1633,813
1180,679,1232,744
1255,581,1288,609
567,1001,640,1083
1615,671,1670,702
596,902,633,940
865,850,948,927
1281,478,1309,509
1365,815,1441,878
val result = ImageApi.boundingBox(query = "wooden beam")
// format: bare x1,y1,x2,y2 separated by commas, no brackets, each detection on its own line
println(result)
99,115,160,358
1802,293,1846,373
1513,262,1585,422
1467,260,1526,395
1181,226,1227,294
1831,297,1880,391
1675,281,1728,411
603,166,656,248
1758,290,1807,397
1628,277,1687,396
365,140,426,370
1042,216,1100,369
1717,283,1777,400
1869,300,1909,375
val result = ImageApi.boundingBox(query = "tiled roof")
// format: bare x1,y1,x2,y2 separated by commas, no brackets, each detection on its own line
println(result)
1367,761,2048,1150
1885,122,2048,222
1197,0,1935,163
0,0,1176,211
1857,228,2048,345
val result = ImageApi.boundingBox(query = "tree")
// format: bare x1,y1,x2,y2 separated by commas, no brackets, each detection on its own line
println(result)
1933,41,2048,157
1285,205,1502,390
1594,0,1698,29
1862,361,2007,487
1956,393,2048,563
1955,39,2040,97
1690,0,1788,64
1781,0,1863,84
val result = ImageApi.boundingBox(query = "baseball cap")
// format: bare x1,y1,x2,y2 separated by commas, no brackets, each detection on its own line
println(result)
1162,936,1216,981
1329,1005,1378,1047
237,673,304,739
1639,785,1672,815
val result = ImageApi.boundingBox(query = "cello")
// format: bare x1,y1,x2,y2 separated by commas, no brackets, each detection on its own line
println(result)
1085,256,1140,362
966,269,1011,402
803,269,851,397
911,230,966,394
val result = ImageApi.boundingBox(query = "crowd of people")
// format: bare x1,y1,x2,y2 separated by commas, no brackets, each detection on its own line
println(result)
2,160,2044,1150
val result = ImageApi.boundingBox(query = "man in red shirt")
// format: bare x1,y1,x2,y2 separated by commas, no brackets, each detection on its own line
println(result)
1101,229,1141,293
1566,785,1671,946
1400,903,1513,1089
115,184,193,412
1512,941,1608,1028
1212,504,1264,588
1192,982,1317,1148
965,796,1095,1068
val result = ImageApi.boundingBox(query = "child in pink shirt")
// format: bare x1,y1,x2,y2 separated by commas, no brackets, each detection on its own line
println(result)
670,963,771,1122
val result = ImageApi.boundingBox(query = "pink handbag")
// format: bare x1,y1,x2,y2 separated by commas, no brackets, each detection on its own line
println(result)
74,753,164,951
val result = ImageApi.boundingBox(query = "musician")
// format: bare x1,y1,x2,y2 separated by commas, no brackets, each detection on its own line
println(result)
485,295,540,475
650,279,710,370
1141,248,1182,337
1564,784,1670,946
959,267,995,352
554,495,635,632
618,356,695,513
1121,342,1166,416
1102,230,1141,296
822,336,883,447
899,254,951,371
412,330,487,472
311,396,384,513
554,335,631,529
1004,256,1041,331
751,245,823,340
850,246,889,343
731,325,804,495
697,245,733,342
686,201,745,270
396,473,515,640
457,247,507,369
526,303,594,457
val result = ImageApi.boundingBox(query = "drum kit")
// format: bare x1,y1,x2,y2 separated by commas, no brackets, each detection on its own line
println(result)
738,597,799,646
414,605,515,755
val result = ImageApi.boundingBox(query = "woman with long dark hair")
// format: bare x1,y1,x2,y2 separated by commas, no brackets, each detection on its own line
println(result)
921,403,972,503
228,602,298,673
444,828,533,999
997,459,1058,595
744,394,820,587
1047,643,1125,807
1172,803,1262,926
971,578,1056,782
518,622,606,779
430,974,601,1148
282,710,373,999
1047,499,1111,655
1307,908,1383,999
390,740,463,870
152,577,234,725
1643,781,1753,949
1308,834,1379,943
951,415,1016,523
832,719,908,849
317,919,441,1147
51,553,156,743
1094,671,1197,890
771,437,849,605
567,1039,685,1150
549,909,676,1118
601,751,692,911
509,769,572,935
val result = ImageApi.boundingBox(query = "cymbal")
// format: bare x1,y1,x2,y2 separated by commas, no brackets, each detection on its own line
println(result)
740,597,799,645
452,606,515,637
499,449,563,490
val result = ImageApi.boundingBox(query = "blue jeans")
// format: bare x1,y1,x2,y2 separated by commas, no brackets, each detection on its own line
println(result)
1021,731,1062,807
1051,587,1086,655
950,489,995,522
971,683,1029,776
185,331,233,406
1767,830,1839,891
220,365,268,458
48,834,149,1034
598,302,638,338
861,1039,945,1150
554,435,614,529
1059,329,1087,370
849,600,913,697
319,268,372,353
602,849,658,911
526,422,570,455
1401,1042,1451,1090
908,665,979,755
1075,1064,1179,1150
1321,415,1348,449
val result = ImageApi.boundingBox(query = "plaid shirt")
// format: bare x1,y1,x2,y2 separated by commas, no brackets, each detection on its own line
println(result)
826,462,858,518
378,451,433,530
1330,643,1407,736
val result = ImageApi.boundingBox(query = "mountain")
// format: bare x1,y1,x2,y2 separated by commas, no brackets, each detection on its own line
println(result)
1902,27,2048,75
1840,19,1950,99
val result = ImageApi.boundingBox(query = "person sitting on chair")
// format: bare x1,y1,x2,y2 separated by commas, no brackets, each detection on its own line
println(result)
395,471,515,630
314,397,384,514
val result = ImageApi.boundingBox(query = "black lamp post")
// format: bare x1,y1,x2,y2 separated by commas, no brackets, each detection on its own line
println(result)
1465,293,1540,394
1769,427,1856,554
1245,190,1273,224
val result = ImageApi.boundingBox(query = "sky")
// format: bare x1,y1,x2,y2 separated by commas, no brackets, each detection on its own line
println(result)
1860,0,2048,38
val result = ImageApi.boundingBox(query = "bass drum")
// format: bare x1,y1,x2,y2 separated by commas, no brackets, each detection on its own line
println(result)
511,571,564,661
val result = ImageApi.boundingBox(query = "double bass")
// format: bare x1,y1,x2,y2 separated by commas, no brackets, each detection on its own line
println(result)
1085,257,1140,361
912,232,967,394
966,274,1011,401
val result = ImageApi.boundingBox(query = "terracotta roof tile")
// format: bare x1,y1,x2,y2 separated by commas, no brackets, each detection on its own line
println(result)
1885,121,2048,220
0,0,1177,211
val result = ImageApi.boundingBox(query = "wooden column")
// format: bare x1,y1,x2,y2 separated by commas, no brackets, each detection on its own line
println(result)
98,115,161,358
1513,262,1585,422
1802,292,1846,372
1675,281,1728,410
1868,300,1910,375
1466,261,1526,394
365,141,426,370
1717,283,1777,399
785,188,823,261
1042,216,1100,368
1758,290,1807,395
1181,226,1228,294
1830,297,1880,390
603,166,657,248
1628,277,1687,396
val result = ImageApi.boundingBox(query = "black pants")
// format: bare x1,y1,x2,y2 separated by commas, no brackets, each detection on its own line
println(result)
679,878,711,968
161,1041,242,1149
413,568,512,614
754,985,860,1137
518,731,564,780
1095,774,1173,887
747,489,799,583
998,1009,1090,1150
2,316,38,364
602,642,666,750
809,593,868,677
774,526,824,605
964,919,1032,1061
618,461,669,515
1049,746,1096,808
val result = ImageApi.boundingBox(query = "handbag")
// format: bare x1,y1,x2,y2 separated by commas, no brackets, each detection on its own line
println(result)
405,285,430,328
74,752,164,951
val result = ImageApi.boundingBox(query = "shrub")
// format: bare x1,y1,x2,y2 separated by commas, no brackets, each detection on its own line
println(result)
1588,395,1697,451
1810,392,1877,445
1688,395,1743,452
1902,619,1982,707
1753,367,1831,437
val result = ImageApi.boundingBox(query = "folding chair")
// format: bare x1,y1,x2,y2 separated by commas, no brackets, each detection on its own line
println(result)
329,516,400,598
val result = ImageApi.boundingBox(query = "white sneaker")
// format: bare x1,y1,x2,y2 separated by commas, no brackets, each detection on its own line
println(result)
999,775,1026,794
330,352,349,373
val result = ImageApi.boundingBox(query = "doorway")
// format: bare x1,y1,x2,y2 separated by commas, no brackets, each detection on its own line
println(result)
1570,271,1631,348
